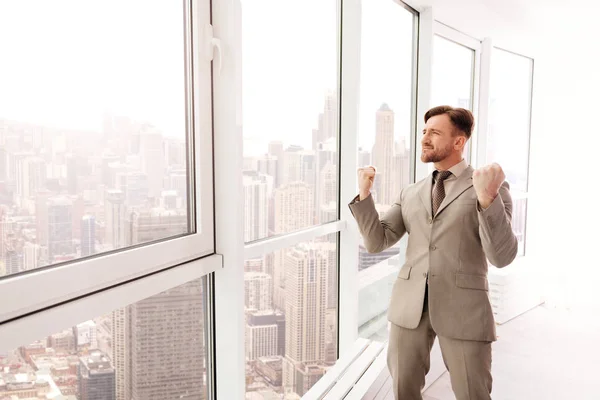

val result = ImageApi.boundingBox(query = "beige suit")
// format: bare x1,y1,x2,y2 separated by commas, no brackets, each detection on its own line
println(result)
349,163,518,399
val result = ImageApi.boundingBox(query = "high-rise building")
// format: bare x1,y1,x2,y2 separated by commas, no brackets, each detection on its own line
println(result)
282,148,315,187
81,215,96,257
105,190,126,250
274,182,313,234
312,92,338,151
245,272,273,312
116,171,149,207
47,196,73,262
112,280,206,400
5,249,22,275
372,103,397,205
16,156,46,206
129,208,187,245
243,171,271,242
282,243,329,396
74,320,98,350
23,242,41,271
78,351,116,400
273,183,315,311
246,310,285,362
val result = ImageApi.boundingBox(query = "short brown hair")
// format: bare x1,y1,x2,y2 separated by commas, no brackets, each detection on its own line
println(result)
424,106,474,139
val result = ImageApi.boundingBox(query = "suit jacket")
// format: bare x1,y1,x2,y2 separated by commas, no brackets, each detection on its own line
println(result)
349,166,518,342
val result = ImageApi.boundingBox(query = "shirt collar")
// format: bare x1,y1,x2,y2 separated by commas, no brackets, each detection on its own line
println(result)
435,159,468,180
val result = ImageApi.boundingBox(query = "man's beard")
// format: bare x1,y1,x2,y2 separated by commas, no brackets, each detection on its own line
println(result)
421,144,453,163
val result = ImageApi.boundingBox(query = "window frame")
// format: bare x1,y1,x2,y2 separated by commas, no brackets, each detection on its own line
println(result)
0,0,216,328
482,45,535,256
431,21,482,167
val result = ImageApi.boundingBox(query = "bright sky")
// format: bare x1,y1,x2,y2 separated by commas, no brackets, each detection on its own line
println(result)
0,1,186,136
242,0,416,156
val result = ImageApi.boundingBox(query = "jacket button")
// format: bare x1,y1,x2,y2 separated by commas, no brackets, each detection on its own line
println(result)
430,245,436,251
422,272,427,278
428,218,433,224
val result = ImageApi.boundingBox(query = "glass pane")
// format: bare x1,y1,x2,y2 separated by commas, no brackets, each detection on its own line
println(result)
0,1,193,278
487,48,533,255
431,35,475,109
244,234,338,398
0,277,209,400
431,34,476,163
241,0,339,243
356,2,416,340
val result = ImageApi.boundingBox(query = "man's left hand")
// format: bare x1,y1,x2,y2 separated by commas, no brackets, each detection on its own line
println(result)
473,163,505,209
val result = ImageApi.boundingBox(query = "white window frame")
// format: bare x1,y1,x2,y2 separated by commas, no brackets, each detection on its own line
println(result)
430,21,482,168
480,45,534,256
0,0,217,331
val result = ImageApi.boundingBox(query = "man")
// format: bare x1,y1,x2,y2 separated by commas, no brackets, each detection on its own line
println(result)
349,106,518,400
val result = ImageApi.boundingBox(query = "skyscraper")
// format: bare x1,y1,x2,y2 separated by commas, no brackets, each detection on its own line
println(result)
282,243,328,396
129,208,187,245
243,171,271,242
81,215,96,257
245,272,273,312
47,196,73,262
123,280,205,400
78,351,116,400
105,190,126,250
312,92,338,151
372,103,397,205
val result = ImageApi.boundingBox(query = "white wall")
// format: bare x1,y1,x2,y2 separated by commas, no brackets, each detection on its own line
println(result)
526,6,600,310
407,0,600,310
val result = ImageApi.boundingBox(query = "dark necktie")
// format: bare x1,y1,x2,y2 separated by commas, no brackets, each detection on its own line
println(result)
432,170,453,215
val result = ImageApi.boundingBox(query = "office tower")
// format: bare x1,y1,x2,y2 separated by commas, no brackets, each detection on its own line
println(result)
246,310,285,361
243,171,271,242
74,321,98,350
47,196,73,262
23,242,41,270
282,243,329,396
282,148,315,188
245,272,273,312
16,156,46,205
129,208,187,245
78,351,116,400
66,154,78,195
105,190,126,250
116,171,149,207
81,215,96,257
312,92,338,151
5,249,22,275
371,103,397,205
274,182,313,234
112,280,206,400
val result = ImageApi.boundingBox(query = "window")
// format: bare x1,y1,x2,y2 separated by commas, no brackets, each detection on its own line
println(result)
241,0,340,243
0,0,214,321
431,35,476,110
487,48,534,255
244,234,338,397
0,276,209,400
357,1,417,340
431,30,478,163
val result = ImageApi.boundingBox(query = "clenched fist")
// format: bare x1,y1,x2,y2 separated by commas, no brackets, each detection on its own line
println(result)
357,166,376,200
473,163,505,209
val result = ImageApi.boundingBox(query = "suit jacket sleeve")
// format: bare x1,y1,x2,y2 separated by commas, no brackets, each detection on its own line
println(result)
477,181,519,268
348,191,407,253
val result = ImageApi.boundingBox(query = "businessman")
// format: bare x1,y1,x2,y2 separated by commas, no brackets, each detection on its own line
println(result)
349,106,518,400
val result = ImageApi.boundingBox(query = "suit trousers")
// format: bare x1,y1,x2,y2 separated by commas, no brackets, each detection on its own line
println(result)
387,301,493,400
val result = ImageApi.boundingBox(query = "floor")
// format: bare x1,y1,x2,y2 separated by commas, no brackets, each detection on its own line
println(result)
362,304,600,399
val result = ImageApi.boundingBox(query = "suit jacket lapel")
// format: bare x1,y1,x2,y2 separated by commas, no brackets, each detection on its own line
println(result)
419,174,434,220
435,166,474,216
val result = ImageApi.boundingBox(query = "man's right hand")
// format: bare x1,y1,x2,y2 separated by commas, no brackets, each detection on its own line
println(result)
357,166,376,200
